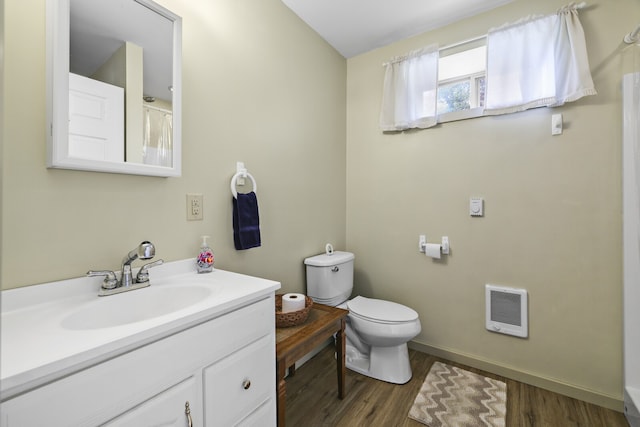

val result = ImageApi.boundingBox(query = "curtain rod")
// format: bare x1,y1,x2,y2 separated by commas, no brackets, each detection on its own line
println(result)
440,1,588,51
382,2,588,66
624,24,640,44
143,104,172,114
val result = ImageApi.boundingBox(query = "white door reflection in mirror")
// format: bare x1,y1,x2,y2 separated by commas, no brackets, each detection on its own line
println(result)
69,73,124,162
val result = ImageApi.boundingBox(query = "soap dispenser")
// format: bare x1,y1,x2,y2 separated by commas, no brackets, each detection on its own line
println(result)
196,236,214,273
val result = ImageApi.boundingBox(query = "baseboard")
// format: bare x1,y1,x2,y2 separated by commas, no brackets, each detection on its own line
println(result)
409,341,623,412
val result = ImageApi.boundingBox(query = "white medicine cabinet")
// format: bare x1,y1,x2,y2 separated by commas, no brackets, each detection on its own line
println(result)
46,0,182,177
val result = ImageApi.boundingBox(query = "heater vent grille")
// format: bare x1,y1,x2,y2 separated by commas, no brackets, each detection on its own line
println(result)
485,284,528,338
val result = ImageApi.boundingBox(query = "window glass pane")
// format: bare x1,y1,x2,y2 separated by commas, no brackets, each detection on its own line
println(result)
437,80,471,114
437,44,487,116
476,76,486,107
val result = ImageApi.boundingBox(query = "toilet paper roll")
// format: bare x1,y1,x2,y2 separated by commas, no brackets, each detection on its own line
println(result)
282,293,306,313
424,243,442,259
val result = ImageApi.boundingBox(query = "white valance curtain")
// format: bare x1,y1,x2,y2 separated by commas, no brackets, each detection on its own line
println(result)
380,45,439,131
484,3,597,115
379,3,597,130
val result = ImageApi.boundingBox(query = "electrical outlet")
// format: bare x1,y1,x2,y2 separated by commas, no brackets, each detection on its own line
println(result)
192,198,201,216
187,193,203,221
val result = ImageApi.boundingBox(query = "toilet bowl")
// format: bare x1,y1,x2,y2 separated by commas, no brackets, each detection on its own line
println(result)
304,250,422,384
339,296,421,384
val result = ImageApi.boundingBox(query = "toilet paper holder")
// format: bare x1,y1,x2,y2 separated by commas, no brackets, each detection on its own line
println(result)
418,235,450,255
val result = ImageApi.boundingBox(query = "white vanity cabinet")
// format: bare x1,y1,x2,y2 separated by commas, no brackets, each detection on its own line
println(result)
0,296,276,427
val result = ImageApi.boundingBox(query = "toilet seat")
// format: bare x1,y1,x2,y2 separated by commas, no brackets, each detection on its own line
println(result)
347,296,418,324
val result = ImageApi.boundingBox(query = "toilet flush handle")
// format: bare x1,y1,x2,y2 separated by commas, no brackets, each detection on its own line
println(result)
331,266,339,272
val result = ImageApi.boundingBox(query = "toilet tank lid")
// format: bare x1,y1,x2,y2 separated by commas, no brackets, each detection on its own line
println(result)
304,251,354,267
347,296,419,322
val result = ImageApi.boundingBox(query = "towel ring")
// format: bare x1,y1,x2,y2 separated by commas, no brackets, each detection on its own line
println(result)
231,172,257,199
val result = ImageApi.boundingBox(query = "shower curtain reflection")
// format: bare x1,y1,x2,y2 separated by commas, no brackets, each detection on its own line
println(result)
143,105,173,167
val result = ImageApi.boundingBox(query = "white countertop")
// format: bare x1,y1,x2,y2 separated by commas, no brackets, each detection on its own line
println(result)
0,259,280,399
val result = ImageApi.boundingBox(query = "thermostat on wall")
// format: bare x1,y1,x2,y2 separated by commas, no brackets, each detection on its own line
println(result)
470,198,484,217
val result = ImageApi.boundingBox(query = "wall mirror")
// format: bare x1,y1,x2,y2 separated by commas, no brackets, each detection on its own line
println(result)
46,0,182,177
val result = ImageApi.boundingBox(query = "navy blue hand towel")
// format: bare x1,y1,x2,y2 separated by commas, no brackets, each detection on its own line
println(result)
232,191,261,250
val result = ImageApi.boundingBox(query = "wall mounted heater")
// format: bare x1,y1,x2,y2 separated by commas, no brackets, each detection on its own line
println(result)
485,284,528,338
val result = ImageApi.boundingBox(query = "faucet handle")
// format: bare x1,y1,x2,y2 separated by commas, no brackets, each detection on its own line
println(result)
136,259,164,284
87,270,118,290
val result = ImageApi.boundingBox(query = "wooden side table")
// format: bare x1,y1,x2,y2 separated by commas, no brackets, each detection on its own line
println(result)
275,303,348,427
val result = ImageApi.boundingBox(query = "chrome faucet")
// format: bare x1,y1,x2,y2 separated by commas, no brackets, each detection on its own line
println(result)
120,241,156,288
87,241,162,296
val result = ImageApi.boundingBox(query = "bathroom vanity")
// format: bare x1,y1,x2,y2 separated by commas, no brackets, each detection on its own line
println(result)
0,260,280,426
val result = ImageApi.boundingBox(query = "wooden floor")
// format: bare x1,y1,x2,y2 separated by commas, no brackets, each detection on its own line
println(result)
285,345,628,427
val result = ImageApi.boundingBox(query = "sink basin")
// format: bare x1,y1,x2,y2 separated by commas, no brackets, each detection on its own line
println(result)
61,285,213,330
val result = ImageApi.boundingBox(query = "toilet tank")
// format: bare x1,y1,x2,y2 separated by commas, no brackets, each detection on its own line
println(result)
304,251,354,306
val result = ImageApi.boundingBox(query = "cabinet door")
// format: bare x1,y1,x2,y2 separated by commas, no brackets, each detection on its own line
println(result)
104,377,198,427
236,398,276,427
203,334,275,427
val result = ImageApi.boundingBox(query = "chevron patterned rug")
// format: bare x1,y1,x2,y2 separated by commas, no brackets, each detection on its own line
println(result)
408,361,507,427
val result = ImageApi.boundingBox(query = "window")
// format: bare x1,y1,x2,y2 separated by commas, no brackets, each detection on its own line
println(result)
437,43,486,122
380,3,596,132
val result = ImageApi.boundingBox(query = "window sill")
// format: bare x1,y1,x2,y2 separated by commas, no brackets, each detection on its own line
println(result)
437,107,484,124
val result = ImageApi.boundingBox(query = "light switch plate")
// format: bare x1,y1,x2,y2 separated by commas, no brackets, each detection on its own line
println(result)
552,113,563,135
470,198,484,217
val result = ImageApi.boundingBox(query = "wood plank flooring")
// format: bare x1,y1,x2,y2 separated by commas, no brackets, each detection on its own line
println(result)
285,345,628,427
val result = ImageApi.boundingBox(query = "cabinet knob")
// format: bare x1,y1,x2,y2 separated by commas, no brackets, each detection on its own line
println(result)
185,401,193,427
242,379,251,390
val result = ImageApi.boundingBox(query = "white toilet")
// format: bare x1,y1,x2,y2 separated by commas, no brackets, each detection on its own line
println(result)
304,251,421,384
